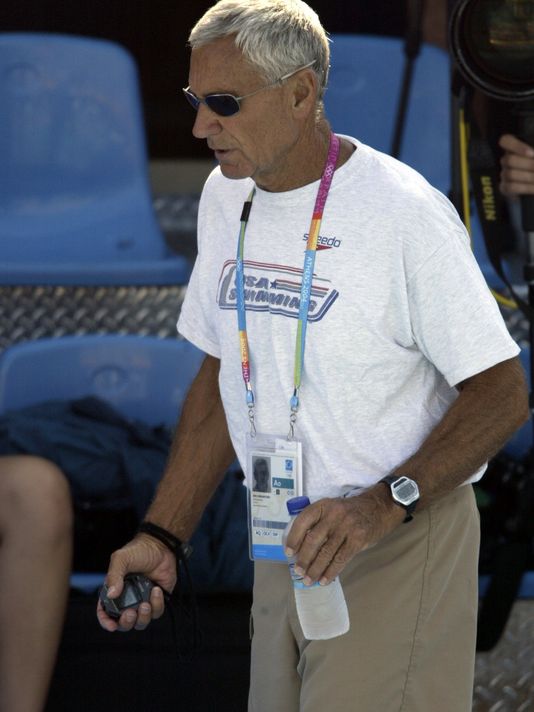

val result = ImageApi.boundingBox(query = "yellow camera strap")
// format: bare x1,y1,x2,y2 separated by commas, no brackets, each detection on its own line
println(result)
459,106,530,316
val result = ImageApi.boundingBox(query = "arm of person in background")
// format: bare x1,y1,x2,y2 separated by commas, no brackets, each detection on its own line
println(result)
499,134,534,196
284,355,529,586
97,353,236,632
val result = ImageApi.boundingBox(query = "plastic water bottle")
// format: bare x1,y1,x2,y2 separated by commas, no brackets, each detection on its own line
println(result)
283,496,350,640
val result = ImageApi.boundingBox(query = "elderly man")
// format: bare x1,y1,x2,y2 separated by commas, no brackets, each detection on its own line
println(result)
98,2,528,710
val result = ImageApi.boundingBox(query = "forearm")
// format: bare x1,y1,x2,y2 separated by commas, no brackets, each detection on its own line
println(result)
144,354,235,539
332,356,529,553
388,356,529,509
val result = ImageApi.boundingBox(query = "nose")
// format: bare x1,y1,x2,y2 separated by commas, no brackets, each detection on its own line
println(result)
192,102,222,140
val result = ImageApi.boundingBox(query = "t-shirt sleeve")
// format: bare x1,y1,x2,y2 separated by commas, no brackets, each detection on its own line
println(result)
178,259,221,358
407,229,520,387
177,182,221,358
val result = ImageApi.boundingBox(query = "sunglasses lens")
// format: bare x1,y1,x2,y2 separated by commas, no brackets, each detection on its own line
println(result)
206,94,240,117
183,88,200,110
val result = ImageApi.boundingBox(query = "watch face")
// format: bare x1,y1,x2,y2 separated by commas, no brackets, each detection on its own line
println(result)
391,477,419,505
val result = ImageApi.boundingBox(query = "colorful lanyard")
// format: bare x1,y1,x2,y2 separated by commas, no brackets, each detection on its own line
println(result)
236,132,340,438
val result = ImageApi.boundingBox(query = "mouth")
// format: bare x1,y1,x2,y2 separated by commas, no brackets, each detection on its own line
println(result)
213,148,233,162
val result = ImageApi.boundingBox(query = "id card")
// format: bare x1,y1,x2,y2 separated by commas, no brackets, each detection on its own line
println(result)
245,432,303,562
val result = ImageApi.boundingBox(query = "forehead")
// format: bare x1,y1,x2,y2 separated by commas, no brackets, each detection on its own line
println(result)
189,36,262,93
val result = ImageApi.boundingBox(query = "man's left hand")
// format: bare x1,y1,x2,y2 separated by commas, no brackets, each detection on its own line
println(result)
499,134,534,196
283,488,404,586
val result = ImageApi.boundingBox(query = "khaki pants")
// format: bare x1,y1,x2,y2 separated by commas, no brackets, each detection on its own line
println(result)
249,485,480,712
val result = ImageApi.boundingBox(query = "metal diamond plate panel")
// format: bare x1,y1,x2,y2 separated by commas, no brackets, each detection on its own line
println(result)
0,194,196,352
474,601,534,711
0,285,187,352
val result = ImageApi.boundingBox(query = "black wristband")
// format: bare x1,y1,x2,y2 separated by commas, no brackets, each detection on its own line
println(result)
138,521,193,561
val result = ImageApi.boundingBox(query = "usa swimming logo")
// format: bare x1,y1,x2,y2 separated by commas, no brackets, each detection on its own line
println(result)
217,259,339,321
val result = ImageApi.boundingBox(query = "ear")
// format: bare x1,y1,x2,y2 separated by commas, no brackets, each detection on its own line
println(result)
290,69,318,117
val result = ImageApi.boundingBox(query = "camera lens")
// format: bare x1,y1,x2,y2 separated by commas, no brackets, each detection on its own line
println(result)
451,0,534,100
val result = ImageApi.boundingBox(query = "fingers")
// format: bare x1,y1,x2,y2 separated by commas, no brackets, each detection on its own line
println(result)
313,540,353,586
129,588,166,630
99,549,131,611
96,599,120,632
296,531,350,586
96,536,176,633
96,586,166,632
499,134,534,196
149,586,166,619
287,499,358,585
499,133,534,156
285,490,396,585
500,171,534,196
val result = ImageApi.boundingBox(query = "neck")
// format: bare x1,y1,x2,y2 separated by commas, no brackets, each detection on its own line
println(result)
255,120,354,193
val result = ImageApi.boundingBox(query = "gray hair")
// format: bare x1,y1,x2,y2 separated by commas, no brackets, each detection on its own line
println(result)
188,0,330,101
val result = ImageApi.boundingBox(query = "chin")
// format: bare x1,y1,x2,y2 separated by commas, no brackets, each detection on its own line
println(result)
218,161,254,182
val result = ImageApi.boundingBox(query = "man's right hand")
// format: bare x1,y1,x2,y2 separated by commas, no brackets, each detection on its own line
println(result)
96,534,177,632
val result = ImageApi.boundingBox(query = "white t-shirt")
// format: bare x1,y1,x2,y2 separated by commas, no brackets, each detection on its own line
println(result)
178,137,519,498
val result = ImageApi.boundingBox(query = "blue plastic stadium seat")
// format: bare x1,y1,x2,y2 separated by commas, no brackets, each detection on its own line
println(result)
326,35,450,192
0,334,205,593
0,334,204,426
479,571,534,598
0,33,192,285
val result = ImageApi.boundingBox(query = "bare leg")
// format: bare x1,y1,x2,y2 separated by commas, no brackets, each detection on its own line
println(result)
0,456,73,712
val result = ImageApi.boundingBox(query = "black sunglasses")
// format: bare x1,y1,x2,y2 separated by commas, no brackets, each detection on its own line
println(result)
182,60,316,117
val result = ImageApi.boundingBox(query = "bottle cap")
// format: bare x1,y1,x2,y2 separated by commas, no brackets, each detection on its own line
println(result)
286,496,310,515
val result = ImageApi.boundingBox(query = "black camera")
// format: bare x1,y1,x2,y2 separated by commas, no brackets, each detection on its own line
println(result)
449,0,534,231
99,573,155,620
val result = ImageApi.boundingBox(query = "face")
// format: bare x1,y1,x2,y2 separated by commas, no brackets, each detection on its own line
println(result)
253,458,270,491
187,36,306,191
